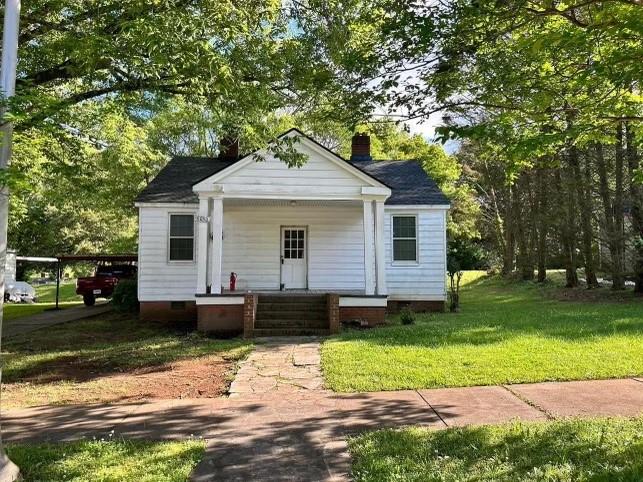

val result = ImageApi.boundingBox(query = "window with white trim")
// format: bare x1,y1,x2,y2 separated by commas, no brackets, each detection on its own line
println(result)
169,214,195,261
392,215,417,262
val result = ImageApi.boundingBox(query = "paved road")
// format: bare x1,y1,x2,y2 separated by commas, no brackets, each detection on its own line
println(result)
3,302,112,338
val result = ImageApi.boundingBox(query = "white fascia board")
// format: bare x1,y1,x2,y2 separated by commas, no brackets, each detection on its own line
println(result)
135,202,198,208
385,204,451,210
339,296,388,307
195,296,245,306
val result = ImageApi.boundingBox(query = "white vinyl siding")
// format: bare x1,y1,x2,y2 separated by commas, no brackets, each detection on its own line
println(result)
138,206,199,301
385,208,447,300
222,203,365,291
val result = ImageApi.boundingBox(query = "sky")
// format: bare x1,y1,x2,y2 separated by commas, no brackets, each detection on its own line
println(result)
402,112,460,154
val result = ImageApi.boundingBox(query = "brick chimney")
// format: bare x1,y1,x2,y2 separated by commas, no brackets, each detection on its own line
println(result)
219,136,239,161
350,133,372,161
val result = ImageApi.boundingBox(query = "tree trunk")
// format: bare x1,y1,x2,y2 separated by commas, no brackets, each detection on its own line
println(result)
535,167,548,282
595,142,622,289
556,162,578,287
515,173,534,280
569,146,599,288
626,122,643,293
501,185,515,276
613,124,626,290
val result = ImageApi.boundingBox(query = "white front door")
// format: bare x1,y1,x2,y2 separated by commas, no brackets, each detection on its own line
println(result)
281,227,307,289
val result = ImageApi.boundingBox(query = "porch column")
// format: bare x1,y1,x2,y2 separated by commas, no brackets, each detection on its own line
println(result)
210,197,223,294
374,200,388,295
196,197,209,293
363,200,375,295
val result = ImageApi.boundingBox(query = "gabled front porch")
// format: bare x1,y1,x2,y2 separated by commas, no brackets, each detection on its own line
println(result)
187,130,393,337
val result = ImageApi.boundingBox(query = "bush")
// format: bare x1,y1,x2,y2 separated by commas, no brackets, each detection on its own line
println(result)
400,306,416,325
112,279,139,313
448,238,486,312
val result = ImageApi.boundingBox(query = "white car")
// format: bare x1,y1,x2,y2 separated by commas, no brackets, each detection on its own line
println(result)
5,281,37,303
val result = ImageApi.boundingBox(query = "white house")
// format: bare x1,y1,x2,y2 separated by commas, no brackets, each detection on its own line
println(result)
135,129,449,337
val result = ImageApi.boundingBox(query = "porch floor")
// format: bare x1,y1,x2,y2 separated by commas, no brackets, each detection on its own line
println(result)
198,289,380,297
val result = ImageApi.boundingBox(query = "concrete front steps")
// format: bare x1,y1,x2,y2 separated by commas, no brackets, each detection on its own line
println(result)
254,294,330,336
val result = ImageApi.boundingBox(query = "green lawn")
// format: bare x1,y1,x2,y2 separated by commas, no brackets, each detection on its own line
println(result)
3,301,81,321
7,439,205,482
2,313,253,407
3,282,82,321
322,272,643,391
35,281,82,303
349,417,643,481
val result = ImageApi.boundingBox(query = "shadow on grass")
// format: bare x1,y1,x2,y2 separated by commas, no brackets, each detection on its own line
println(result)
349,418,643,481
7,439,204,482
2,313,251,385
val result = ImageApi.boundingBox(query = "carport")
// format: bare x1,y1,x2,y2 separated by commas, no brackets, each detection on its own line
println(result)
14,254,137,309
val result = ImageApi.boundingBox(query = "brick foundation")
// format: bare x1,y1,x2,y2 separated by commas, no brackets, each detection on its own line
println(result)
339,306,386,327
140,301,197,325
197,304,244,336
387,300,446,313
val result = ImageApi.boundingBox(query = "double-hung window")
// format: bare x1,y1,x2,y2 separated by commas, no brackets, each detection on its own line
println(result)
392,215,418,262
169,214,195,261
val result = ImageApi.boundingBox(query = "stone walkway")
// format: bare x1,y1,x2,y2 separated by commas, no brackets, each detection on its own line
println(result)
4,302,112,338
229,338,325,396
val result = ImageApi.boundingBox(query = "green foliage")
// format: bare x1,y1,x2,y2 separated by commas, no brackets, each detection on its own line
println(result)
112,280,139,313
349,418,643,482
321,272,643,392
7,440,205,482
9,103,163,256
447,239,486,275
12,1,357,133
399,306,415,325
6,1,383,259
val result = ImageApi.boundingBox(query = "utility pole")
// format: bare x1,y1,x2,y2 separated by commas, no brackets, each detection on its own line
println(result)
0,1,22,480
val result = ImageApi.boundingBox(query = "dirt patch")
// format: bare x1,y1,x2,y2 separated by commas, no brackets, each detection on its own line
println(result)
119,356,233,399
2,355,236,408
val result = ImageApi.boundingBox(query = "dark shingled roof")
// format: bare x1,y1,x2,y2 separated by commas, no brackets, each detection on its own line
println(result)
349,159,450,205
136,154,450,206
135,157,237,204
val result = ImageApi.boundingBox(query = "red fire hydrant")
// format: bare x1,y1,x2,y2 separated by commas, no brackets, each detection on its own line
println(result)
229,272,237,291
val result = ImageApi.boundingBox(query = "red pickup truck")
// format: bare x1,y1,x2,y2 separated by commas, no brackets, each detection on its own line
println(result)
76,264,137,306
